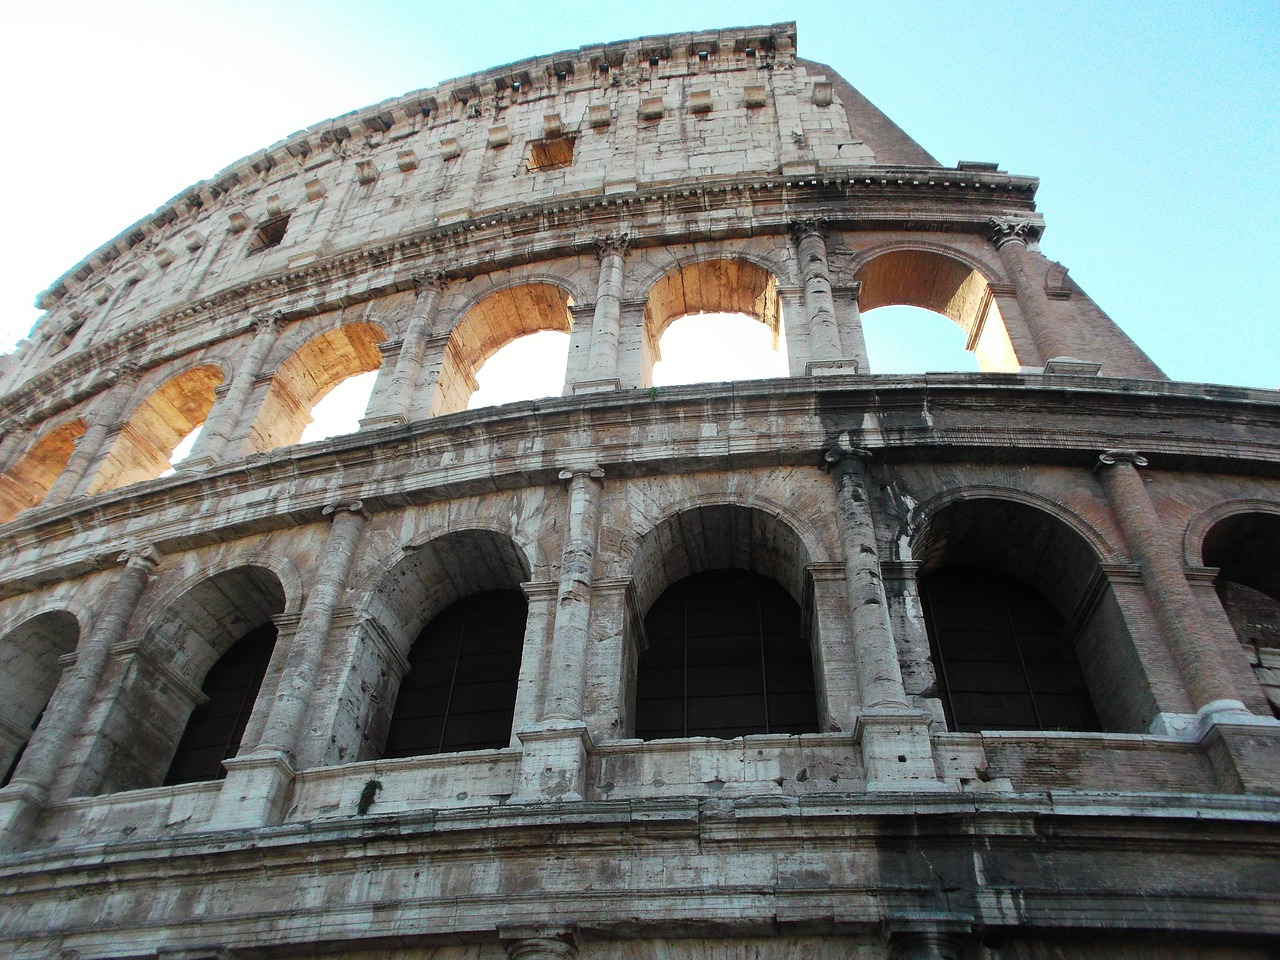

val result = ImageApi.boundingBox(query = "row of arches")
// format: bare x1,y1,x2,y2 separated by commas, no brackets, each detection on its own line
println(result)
2,244,1017,524
4,496,1275,796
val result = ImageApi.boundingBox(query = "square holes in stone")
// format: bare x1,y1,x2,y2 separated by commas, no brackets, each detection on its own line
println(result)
247,214,291,255
526,136,575,172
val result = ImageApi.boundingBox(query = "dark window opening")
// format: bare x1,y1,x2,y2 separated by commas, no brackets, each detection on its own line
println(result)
247,214,290,255
527,136,575,172
921,567,1101,733
384,590,526,758
635,569,818,740
164,622,277,785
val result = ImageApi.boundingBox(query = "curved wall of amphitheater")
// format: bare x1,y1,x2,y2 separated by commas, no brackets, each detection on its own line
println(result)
1,23,1279,960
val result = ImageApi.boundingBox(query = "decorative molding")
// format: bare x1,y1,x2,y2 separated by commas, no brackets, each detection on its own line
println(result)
594,233,630,259
988,215,1042,249
1098,449,1149,469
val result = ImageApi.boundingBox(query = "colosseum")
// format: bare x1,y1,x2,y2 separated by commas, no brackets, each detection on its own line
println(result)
0,22,1277,960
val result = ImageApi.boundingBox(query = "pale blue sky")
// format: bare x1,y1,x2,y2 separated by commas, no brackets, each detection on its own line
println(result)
2,1,1276,388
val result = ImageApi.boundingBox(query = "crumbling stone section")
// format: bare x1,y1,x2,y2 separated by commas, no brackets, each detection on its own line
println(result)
0,21,1277,960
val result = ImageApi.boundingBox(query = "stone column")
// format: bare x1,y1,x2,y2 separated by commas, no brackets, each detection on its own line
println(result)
989,216,1076,363
214,501,369,828
362,271,449,426
184,312,283,469
576,233,628,393
827,449,942,789
0,543,160,848
791,219,845,370
1096,451,1256,725
257,501,370,758
45,364,141,500
515,467,603,801
501,927,579,960
543,468,604,722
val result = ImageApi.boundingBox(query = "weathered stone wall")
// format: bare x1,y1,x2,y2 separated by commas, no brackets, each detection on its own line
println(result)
0,22,1276,960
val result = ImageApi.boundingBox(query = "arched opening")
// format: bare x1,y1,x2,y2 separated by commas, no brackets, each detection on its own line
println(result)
861,305,980,374
83,565,286,794
1202,512,1280,717
635,570,817,740
362,530,532,759
468,330,571,409
913,498,1125,732
248,321,385,453
857,249,1020,373
644,259,786,387
628,504,818,740
0,419,87,522
88,364,223,494
163,621,277,785
434,284,574,415
384,590,526,756
0,610,79,786
921,567,1100,732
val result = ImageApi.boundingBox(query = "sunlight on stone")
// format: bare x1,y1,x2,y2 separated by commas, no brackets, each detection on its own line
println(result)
300,370,378,443
862,305,980,374
652,313,787,387
469,330,571,409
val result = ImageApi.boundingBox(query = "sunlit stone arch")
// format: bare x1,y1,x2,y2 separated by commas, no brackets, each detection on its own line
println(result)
88,362,225,493
0,417,88,522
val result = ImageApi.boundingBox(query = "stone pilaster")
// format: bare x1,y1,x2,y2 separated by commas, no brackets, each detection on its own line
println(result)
576,233,628,393
215,502,369,828
0,417,30,474
184,312,282,469
45,363,141,500
1096,451,1246,717
827,449,942,789
0,543,160,849
791,220,844,370
989,216,1076,364
362,271,449,426
516,467,602,801
833,280,868,373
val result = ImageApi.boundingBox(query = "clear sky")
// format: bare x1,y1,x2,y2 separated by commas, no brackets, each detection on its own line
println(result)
2,1,1276,389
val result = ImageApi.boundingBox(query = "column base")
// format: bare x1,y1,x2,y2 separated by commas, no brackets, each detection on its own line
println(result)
805,358,861,376
0,778,48,853
856,711,948,791
514,720,593,801
570,379,620,396
358,413,409,431
1196,700,1280,795
1041,356,1102,376
209,750,296,830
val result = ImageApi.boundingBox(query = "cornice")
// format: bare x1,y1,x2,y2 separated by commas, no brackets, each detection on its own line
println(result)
33,23,804,312
3,169,1038,424
0,375,1276,598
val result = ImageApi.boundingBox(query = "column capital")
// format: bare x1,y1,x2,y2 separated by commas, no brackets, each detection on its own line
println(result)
822,446,873,469
412,269,451,293
594,232,630,259
106,361,142,388
322,500,371,521
116,542,162,571
252,309,286,335
501,928,579,960
1097,448,1149,469
988,215,1042,249
558,466,605,484
789,217,827,243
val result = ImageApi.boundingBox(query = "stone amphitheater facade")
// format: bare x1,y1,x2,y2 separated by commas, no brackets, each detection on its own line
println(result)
1,22,1278,960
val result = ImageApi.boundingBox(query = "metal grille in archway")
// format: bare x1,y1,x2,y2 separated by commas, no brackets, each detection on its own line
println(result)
164,622,277,784
635,569,818,740
921,567,1101,732
384,589,527,757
